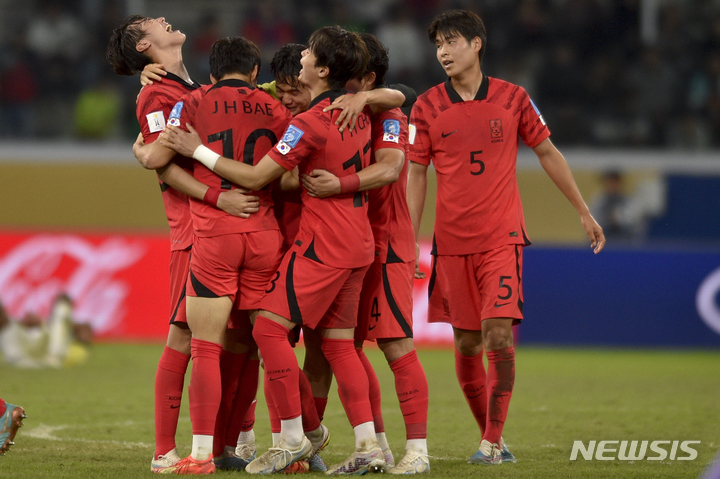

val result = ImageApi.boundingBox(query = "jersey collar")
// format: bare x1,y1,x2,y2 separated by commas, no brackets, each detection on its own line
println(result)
309,89,347,109
208,78,255,92
164,72,201,90
444,74,488,103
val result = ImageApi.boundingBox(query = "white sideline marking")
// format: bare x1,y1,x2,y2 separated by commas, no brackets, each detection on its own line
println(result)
24,424,152,448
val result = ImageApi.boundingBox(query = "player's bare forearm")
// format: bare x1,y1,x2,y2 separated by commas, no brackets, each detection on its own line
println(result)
280,168,300,191
157,162,209,200
215,155,287,191
364,88,406,113
133,134,175,169
407,161,428,242
534,138,606,253
302,149,403,198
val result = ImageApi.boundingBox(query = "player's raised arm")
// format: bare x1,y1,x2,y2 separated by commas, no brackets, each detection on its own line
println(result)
160,123,287,191
302,148,404,198
533,137,605,254
323,86,414,132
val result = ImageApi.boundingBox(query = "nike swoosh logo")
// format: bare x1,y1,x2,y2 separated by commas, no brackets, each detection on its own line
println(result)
170,405,180,409
399,397,414,403
494,302,510,308
467,393,483,399
368,324,376,331
441,130,458,138
269,375,289,381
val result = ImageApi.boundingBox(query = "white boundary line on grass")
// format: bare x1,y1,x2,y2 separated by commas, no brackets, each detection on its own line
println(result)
24,424,152,448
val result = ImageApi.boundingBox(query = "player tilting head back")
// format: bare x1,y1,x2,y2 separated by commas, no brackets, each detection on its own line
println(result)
159,26,393,475
407,9,605,466
107,16,257,474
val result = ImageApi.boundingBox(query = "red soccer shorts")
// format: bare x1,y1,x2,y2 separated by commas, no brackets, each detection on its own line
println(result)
260,247,369,330
168,247,191,324
356,260,415,341
428,244,524,330
187,230,283,311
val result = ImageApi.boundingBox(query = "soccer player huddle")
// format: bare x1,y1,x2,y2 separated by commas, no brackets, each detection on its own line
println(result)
106,8,605,476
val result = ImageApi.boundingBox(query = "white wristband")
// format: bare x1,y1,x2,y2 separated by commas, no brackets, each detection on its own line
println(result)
193,144,220,171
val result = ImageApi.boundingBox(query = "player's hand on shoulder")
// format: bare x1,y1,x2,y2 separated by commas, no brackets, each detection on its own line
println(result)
140,63,166,86
217,188,260,218
301,169,341,198
581,212,606,254
160,124,202,158
323,92,368,132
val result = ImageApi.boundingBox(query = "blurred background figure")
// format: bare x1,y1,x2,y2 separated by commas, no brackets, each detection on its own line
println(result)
0,293,93,369
590,170,666,243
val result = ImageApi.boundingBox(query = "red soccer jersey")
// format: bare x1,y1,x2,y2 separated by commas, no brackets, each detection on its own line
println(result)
171,79,292,237
408,76,550,255
368,108,415,264
136,72,200,251
267,90,374,269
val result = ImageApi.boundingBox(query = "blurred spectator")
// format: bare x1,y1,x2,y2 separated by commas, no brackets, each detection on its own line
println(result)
590,170,666,243
73,71,123,140
26,0,86,138
190,12,223,81
240,1,296,78
376,4,427,85
0,27,37,138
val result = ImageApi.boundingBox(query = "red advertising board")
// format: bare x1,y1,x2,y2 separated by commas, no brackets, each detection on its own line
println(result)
0,231,455,344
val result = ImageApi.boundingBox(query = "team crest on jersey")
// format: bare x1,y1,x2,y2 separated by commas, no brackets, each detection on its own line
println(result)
382,119,400,143
530,99,546,125
489,119,503,143
167,102,183,127
146,111,166,133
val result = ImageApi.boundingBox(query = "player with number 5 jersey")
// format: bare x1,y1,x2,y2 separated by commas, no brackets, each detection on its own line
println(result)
407,9,605,466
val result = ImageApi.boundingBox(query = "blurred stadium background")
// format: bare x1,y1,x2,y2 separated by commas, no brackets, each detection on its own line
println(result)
1,0,719,346
1,0,720,476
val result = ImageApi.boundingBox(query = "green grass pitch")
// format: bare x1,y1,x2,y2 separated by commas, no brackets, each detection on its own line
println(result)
1,344,719,478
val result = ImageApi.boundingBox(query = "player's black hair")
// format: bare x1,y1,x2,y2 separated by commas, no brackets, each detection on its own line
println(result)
358,32,389,87
270,43,306,87
106,15,152,75
308,26,369,90
210,36,261,80
428,10,487,65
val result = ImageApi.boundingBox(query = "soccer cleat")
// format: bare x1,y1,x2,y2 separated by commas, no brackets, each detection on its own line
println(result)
309,424,331,454
387,449,430,475
155,455,216,475
282,460,310,473
468,439,502,465
0,403,26,455
383,447,395,468
214,450,250,471
246,436,313,474
308,454,328,472
499,437,516,463
236,442,257,462
151,448,182,472
325,440,386,475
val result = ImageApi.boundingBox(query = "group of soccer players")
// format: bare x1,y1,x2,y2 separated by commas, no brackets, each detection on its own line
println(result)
106,8,605,476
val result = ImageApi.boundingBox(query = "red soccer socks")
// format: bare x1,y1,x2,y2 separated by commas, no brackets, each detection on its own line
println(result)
389,349,429,440
154,346,190,457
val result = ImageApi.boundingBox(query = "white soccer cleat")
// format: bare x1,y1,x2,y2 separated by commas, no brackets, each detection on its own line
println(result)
383,447,395,467
325,439,386,475
468,439,502,465
387,449,430,474
236,442,257,462
150,447,181,472
245,436,313,474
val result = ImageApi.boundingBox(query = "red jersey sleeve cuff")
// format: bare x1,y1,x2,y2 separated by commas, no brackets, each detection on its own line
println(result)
267,148,295,171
